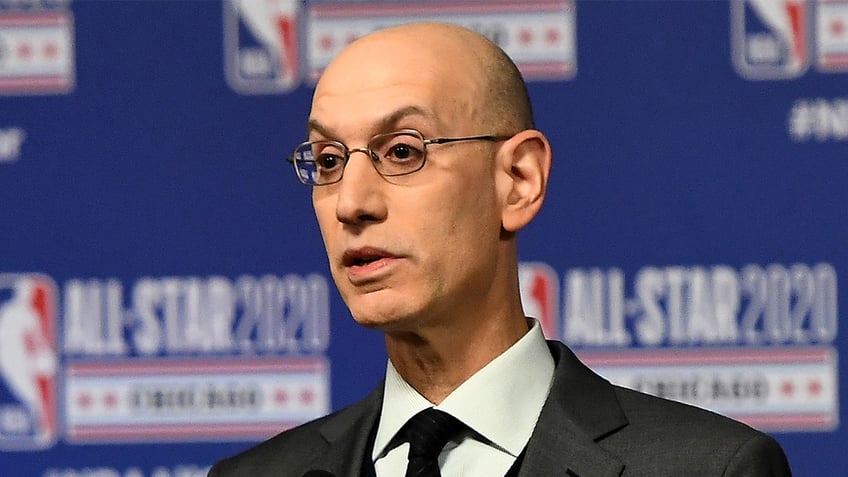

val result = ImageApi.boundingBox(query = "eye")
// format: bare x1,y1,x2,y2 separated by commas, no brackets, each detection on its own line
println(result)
315,153,344,171
388,144,414,161
312,143,346,171
381,137,425,164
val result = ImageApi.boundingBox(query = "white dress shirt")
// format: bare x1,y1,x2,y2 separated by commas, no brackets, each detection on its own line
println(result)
372,319,555,476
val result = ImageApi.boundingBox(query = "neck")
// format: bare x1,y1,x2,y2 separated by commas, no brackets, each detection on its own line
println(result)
384,310,529,404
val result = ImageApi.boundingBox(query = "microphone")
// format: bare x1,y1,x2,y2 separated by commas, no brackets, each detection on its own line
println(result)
302,471,336,477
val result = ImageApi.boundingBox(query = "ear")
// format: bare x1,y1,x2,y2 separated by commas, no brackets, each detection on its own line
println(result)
495,129,552,233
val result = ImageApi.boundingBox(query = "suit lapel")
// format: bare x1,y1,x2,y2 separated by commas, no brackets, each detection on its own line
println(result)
303,342,628,477
306,384,384,477
518,342,627,477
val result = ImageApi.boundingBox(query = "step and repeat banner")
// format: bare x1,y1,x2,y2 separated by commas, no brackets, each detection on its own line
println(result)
1,0,845,475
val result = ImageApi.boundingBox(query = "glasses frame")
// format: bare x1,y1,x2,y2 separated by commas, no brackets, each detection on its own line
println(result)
288,128,513,186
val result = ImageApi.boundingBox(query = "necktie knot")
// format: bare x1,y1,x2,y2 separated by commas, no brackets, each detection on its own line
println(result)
400,408,465,476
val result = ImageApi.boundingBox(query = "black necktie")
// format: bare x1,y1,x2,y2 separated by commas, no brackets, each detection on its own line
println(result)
400,408,465,477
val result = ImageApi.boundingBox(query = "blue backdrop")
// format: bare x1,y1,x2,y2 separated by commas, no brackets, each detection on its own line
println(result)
1,1,845,476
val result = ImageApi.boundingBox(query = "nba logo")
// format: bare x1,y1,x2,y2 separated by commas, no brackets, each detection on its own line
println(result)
223,0,301,94
0,274,58,450
731,0,810,79
518,263,560,340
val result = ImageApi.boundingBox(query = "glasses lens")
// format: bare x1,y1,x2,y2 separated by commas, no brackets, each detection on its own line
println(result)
294,141,346,185
369,131,427,177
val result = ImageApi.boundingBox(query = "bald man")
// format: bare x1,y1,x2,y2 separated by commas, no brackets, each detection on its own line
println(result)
209,23,791,477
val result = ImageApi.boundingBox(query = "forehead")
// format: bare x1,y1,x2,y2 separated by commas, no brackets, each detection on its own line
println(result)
309,34,482,136
308,104,439,140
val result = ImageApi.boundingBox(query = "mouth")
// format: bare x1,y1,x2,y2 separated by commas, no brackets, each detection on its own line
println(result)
342,247,395,267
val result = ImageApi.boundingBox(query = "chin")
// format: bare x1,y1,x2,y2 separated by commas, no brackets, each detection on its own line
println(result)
350,309,408,330
341,284,407,320
347,300,424,333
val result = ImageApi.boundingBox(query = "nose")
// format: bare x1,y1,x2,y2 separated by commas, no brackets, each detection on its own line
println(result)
334,149,388,226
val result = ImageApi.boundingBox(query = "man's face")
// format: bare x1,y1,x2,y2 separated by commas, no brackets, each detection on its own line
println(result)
308,32,507,333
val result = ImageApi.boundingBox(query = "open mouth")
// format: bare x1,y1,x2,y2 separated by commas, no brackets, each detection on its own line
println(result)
343,248,392,268
350,255,381,267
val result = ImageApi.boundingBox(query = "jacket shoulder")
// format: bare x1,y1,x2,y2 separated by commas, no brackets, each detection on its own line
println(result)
542,341,791,475
607,380,791,475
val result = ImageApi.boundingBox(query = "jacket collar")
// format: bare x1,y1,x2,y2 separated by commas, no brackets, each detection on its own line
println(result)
307,340,628,477
518,341,627,477
312,385,384,477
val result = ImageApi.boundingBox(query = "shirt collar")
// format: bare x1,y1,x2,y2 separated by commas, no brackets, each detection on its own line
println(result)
372,319,555,460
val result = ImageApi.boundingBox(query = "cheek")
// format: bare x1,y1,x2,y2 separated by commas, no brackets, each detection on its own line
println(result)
312,197,337,248
450,174,501,230
417,180,501,266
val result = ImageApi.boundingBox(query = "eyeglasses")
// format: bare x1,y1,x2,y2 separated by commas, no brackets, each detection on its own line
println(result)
289,129,512,186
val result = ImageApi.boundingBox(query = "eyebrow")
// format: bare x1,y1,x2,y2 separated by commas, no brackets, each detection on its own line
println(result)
307,105,438,139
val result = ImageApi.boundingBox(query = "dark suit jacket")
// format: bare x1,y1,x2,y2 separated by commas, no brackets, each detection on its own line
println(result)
209,341,792,477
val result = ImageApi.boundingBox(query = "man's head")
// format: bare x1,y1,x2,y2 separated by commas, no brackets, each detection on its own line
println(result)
305,22,551,335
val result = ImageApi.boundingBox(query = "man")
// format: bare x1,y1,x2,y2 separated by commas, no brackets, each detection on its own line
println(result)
210,22,791,477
